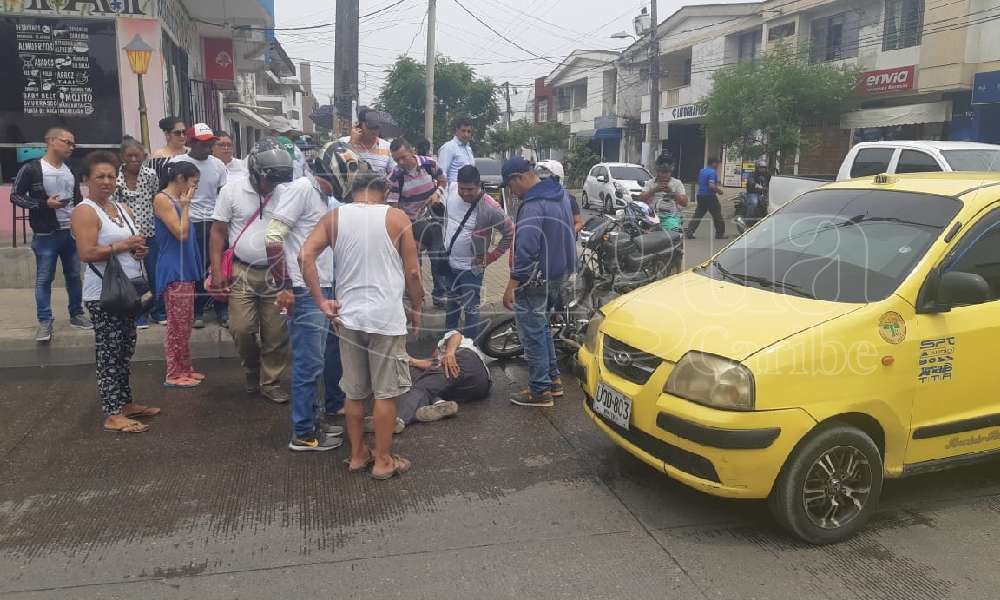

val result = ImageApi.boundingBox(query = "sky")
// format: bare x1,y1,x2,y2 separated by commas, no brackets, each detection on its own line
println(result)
273,0,747,117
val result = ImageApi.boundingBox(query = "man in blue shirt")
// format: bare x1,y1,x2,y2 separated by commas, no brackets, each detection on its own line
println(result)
686,157,727,240
437,118,475,184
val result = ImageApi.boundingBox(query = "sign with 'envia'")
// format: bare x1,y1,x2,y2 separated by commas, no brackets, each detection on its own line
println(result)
860,66,915,94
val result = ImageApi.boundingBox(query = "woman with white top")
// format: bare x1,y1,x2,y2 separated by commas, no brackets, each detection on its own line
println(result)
71,151,159,434
213,131,248,181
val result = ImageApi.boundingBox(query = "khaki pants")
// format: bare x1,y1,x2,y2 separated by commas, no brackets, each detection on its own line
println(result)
227,261,288,387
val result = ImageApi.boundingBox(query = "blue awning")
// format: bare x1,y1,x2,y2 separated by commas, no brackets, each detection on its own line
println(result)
593,127,622,140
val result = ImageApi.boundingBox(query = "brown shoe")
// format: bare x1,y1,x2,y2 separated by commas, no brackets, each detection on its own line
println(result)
509,389,554,407
549,378,565,398
261,385,289,404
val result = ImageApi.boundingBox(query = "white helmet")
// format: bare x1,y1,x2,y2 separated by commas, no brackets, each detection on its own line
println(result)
535,159,565,181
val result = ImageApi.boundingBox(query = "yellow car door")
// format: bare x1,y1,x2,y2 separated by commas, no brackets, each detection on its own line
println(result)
905,203,1000,468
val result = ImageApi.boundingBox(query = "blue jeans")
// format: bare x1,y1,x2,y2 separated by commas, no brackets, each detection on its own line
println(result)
144,235,166,321
193,221,226,321
445,268,483,339
744,193,762,221
288,287,333,438
324,322,346,415
31,229,83,323
514,279,563,393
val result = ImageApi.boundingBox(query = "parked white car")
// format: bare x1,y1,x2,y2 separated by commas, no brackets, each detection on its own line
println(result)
582,162,652,214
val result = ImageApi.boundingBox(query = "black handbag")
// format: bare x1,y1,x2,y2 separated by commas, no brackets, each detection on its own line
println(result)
87,204,152,317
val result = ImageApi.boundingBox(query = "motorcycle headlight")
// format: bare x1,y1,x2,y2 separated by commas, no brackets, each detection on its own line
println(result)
664,352,755,411
582,311,604,354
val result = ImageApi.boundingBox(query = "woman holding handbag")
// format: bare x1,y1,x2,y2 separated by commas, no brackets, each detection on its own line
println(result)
71,151,159,434
153,161,204,388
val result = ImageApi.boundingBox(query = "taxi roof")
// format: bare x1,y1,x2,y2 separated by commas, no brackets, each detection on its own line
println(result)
823,172,1000,206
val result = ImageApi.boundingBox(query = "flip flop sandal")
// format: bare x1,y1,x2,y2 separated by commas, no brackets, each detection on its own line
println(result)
163,378,200,388
123,405,162,418
186,372,206,381
103,419,149,434
343,450,375,473
370,455,411,480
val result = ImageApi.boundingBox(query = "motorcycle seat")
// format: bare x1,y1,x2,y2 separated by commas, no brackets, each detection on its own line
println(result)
633,230,681,254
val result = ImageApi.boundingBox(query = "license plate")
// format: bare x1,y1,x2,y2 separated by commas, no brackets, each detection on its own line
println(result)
594,383,632,430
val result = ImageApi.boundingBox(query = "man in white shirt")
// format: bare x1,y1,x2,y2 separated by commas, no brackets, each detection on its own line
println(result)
209,138,292,404
213,131,248,182
639,160,689,232
170,123,228,326
436,118,475,184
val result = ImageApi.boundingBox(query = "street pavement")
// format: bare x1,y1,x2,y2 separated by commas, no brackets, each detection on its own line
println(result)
5,352,1000,599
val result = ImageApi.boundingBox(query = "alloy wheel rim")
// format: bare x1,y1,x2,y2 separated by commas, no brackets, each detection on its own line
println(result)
489,325,519,353
801,445,872,530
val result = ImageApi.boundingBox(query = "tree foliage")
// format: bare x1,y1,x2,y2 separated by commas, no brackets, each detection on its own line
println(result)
703,45,860,168
564,139,601,188
485,119,570,160
376,56,501,152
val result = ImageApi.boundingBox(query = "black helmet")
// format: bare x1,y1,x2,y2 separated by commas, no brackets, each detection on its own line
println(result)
247,137,294,185
309,141,370,200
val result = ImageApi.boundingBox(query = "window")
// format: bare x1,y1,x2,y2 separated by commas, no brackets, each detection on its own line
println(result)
589,166,603,178
737,30,761,62
609,166,652,181
682,58,692,85
850,148,895,178
941,150,1000,172
942,211,1000,304
883,0,924,51
811,12,859,62
556,87,571,112
896,150,941,174
768,22,796,41
573,84,588,108
537,99,549,122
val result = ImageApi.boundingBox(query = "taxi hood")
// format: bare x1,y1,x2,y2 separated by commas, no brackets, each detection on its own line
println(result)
600,270,863,362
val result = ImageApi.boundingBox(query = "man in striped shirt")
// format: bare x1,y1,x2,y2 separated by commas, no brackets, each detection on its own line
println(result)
387,137,449,307
338,106,395,176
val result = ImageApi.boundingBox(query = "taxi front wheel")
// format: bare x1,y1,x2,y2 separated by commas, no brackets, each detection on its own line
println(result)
768,423,884,545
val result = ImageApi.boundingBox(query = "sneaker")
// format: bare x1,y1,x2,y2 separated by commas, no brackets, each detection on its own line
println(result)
510,389,554,407
415,400,459,423
549,378,565,398
685,232,696,240
714,234,730,240
192,318,205,329
244,372,260,395
135,315,150,330
363,416,406,434
261,385,290,404
156,318,168,326
35,320,53,343
319,414,344,437
288,432,343,452
69,314,93,330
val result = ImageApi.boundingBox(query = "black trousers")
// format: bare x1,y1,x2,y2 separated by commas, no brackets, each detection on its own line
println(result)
397,349,491,424
686,194,726,237
412,210,451,298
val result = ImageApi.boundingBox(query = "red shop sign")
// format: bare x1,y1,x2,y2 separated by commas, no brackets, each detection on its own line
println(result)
860,66,915,94
203,37,235,87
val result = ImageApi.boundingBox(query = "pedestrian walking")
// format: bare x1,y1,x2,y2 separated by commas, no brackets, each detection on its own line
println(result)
116,136,163,328
153,161,204,388
170,123,229,327
338,106,398,176
209,138,292,403
149,116,188,183
266,148,349,451
396,330,492,429
387,137,449,307
213,131,248,182
71,151,159,433
686,157,727,240
443,164,513,339
639,159,689,233
500,157,576,408
268,117,308,179
301,172,423,479
10,126,91,342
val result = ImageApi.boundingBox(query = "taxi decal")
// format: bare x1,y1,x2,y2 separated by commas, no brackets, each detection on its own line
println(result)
918,337,956,383
878,311,906,344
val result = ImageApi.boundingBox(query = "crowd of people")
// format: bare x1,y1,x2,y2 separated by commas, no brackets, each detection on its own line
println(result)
11,110,583,480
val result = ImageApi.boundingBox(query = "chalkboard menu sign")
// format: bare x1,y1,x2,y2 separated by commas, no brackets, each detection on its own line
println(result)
0,16,122,146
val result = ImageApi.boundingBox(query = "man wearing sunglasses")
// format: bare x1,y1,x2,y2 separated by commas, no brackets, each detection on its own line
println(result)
11,127,91,342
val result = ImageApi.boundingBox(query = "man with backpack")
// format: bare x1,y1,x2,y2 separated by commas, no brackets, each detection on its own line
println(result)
387,137,449,307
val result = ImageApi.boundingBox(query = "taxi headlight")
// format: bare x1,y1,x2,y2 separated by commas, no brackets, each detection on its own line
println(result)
582,311,604,354
664,352,755,411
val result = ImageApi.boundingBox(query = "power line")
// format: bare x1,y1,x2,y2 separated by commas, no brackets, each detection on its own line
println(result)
451,0,556,63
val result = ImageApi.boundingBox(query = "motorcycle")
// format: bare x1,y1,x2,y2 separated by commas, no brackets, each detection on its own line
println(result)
734,191,769,235
478,200,683,360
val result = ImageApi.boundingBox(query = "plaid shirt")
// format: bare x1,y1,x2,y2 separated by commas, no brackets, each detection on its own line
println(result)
386,156,444,221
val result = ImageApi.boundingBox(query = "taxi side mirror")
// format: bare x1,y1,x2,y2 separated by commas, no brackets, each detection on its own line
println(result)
929,271,991,312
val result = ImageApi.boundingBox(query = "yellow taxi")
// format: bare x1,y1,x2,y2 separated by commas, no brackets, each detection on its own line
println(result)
577,172,1000,544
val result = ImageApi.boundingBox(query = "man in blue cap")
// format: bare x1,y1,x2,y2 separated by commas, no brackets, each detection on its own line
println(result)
500,156,576,407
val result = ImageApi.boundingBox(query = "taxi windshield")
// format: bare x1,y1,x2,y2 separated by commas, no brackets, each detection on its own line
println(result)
701,188,962,303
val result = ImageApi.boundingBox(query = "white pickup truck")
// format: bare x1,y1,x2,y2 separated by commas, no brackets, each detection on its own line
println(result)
768,140,1000,210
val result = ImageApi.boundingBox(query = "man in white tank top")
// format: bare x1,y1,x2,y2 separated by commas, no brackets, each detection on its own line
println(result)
301,172,424,480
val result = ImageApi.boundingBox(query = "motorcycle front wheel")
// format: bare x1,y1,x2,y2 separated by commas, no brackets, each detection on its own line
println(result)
478,317,524,359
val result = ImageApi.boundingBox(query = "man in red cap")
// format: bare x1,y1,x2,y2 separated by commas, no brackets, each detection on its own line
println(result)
169,123,229,327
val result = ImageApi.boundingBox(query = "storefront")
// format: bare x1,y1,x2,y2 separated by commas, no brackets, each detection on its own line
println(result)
662,103,707,184
971,70,1000,144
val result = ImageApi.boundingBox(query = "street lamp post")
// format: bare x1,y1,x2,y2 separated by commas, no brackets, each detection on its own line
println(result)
123,34,154,152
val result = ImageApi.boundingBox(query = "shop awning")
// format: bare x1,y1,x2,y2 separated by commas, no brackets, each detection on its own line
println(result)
593,127,622,140
225,104,272,128
841,101,952,129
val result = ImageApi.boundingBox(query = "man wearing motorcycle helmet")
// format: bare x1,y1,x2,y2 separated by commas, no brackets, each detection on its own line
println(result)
209,137,293,404
744,159,770,226
639,158,688,232
535,160,583,235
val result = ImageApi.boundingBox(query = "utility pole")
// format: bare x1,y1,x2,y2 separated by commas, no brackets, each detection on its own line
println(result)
647,0,660,171
424,0,437,143
503,81,513,130
334,0,359,137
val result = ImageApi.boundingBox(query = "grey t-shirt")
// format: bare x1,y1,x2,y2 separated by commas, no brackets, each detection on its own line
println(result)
642,177,685,216
445,191,478,271
41,158,75,229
